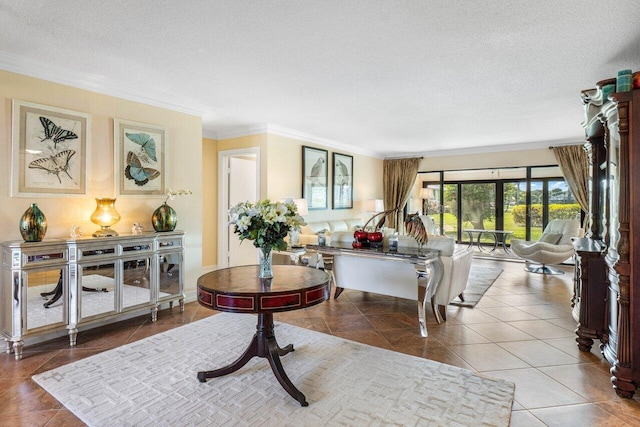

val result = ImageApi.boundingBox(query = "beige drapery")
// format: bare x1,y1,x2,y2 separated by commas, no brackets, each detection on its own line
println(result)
382,158,421,230
552,145,589,222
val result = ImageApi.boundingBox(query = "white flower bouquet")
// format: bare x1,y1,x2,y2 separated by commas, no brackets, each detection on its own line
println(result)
228,199,306,252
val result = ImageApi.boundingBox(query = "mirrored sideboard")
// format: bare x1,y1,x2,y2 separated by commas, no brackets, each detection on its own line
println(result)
1,231,184,360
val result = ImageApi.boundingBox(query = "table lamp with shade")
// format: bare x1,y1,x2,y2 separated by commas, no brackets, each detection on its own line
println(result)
289,198,308,247
421,188,434,215
365,199,384,214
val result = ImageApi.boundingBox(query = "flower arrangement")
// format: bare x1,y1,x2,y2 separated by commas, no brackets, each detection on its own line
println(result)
164,189,192,204
228,199,306,252
152,189,191,232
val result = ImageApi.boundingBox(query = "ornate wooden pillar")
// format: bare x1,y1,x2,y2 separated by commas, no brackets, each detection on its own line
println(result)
606,96,635,398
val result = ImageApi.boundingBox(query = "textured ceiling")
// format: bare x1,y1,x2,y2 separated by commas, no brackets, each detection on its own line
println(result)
1,1,639,158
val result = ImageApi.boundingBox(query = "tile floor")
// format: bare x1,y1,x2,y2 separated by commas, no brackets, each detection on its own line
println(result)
1,257,640,426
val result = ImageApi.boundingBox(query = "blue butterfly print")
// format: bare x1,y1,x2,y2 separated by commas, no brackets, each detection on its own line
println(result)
40,117,78,148
126,132,157,162
125,151,160,186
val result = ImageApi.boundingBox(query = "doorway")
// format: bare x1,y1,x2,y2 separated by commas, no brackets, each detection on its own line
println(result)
218,148,260,268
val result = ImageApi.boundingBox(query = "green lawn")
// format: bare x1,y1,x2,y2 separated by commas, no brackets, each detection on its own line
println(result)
435,212,543,244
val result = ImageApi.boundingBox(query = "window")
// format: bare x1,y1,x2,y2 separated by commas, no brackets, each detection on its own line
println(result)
414,165,580,247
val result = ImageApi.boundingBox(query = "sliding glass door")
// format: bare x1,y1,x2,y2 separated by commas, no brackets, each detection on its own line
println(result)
442,184,457,239
460,182,496,244
504,181,525,240
415,165,580,247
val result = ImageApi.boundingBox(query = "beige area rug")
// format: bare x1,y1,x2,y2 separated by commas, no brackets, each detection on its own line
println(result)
449,266,503,308
33,313,514,426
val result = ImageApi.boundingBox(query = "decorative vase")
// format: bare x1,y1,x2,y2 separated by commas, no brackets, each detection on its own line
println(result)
152,203,177,232
19,203,47,242
259,246,273,279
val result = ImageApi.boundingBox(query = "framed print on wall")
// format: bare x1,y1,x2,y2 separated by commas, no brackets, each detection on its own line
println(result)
11,100,90,197
114,119,167,196
332,152,353,209
302,146,328,210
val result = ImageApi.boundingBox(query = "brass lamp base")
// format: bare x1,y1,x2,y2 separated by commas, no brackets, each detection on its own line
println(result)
92,227,119,237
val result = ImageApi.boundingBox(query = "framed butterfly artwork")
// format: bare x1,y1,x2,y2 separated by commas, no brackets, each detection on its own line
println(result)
114,119,167,196
11,100,91,197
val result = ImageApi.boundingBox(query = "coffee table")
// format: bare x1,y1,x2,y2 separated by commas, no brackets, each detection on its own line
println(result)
196,265,331,406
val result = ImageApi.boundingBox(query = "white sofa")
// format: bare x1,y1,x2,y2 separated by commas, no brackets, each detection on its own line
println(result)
311,235,474,327
299,215,437,245
300,215,438,245
299,218,364,245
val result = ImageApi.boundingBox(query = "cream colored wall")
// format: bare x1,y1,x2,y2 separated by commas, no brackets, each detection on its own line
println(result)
266,134,383,223
418,148,557,172
0,70,203,296
202,137,218,267
217,134,268,197
216,133,384,221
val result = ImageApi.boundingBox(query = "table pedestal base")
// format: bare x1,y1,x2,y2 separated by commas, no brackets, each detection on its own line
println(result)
197,313,308,406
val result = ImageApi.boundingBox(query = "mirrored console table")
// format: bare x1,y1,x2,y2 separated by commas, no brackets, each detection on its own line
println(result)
1,231,184,360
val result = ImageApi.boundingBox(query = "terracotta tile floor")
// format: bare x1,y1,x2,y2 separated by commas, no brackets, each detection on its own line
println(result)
2,258,640,426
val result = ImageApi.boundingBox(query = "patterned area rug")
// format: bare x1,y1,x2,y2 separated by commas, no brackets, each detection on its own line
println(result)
450,266,503,308
33,313,514,426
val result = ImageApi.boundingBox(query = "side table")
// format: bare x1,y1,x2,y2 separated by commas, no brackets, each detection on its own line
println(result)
196,265,330,406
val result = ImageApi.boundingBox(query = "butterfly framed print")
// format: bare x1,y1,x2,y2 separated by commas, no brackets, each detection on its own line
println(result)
11,100,91,197
114,119,167,196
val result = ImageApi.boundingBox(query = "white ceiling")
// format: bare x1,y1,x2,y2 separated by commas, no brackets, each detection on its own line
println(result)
1,1,639,158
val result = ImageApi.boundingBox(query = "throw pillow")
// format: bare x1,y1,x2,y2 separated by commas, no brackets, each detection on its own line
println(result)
539,232,563,244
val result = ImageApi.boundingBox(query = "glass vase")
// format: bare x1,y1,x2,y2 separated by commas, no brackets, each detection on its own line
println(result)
259,246,273,278
90,198,121,237
152,203,177,232
19,203,47,242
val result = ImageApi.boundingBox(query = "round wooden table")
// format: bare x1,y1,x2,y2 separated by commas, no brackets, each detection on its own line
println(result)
196,265,331,406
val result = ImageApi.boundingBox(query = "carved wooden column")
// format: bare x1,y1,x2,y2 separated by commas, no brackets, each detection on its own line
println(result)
605,95,634,398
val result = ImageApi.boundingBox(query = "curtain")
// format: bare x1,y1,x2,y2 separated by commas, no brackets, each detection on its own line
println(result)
552,145,589,224
382,158,421,230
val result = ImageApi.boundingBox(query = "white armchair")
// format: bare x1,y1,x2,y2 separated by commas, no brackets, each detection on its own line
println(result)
510,219,584,275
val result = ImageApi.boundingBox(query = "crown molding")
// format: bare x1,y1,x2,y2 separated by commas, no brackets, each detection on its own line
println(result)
213,124,269,140
212,124,385,159
386,137,583,159
202,128,219,140
0,51,206,117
